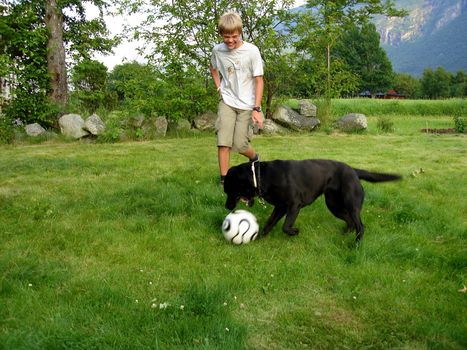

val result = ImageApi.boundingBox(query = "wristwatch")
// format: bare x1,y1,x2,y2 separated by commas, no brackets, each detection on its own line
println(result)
253,106,262,112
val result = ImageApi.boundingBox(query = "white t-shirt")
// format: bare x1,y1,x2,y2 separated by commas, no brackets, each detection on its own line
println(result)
211,41,264,110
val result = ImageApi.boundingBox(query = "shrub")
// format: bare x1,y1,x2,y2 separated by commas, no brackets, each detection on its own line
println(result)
97,111,127,143
377,116,395,133
0,114,16,144
453,115,465,133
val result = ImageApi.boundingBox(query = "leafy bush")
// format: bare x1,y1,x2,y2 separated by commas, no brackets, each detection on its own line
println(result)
377,116,395,133
4,94,60,127
0,114,16,144
453,115,465,133
96,111,127,143
71,60,113,113
108,62,217,122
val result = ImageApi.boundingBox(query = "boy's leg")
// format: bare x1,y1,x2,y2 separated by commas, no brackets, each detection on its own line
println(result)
218,146,231,177
216,101,236,181
240,146,258,161
234,109,260,161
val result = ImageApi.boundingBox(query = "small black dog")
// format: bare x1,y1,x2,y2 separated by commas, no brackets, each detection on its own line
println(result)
224,159,401,242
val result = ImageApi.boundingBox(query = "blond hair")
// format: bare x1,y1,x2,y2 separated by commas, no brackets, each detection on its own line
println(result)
218,12,243,35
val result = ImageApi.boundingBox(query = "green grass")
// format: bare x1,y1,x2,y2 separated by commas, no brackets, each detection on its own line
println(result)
285,98,467,118
1,118,466,349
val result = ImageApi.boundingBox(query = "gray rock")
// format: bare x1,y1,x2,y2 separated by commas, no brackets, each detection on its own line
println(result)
58,114,89,138
193,111,217,131
155,117,168,137
299,100,317,117
261,119,288,135
141,116,168,138
175,119,192,130
25,123,46,137
272,106,320,131
131,114,145,128
85,114,106,135
336,113,368,132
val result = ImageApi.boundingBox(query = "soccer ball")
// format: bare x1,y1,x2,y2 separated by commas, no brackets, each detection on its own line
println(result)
222,210,259,245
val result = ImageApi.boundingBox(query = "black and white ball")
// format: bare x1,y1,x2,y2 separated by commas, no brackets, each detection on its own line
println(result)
222,210,259,245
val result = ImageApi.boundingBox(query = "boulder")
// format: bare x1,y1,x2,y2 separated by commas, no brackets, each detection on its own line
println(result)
336,113,368,132
154,117,168,137
193,111,217,131
175,119,192,131
272,106,320,131
25,123,46,137
261,119,288,135
141,116,168,138
85,114,106,135
59,114,89,138
131,114,145,128
298,100,317,117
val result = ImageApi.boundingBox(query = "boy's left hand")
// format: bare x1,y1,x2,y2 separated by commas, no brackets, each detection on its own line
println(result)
252,111,263,129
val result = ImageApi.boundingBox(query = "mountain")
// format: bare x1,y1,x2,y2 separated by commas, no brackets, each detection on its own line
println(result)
373,0,467,76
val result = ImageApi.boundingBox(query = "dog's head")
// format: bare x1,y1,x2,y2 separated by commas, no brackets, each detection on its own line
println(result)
224,163,256,210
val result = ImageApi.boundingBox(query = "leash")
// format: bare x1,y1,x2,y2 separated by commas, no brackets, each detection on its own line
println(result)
251,160,266,208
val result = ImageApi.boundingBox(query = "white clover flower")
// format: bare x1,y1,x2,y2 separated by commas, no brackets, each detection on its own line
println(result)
159,302,169,309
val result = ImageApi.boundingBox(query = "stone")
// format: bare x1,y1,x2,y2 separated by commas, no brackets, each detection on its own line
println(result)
298,100,317,117
272,106,320,131
85,114,106,135
25,123,46,137
175,119,192,131
261,119,288,135
154,117,168,137
141,116,168,138
58,114,89,138
131,114,145,128
193,111,217,131
336,113,368,132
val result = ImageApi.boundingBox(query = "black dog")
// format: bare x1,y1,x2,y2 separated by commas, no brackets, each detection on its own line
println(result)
224,159,401,242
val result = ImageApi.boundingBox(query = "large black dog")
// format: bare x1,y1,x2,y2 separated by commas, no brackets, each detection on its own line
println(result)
224,159,401,242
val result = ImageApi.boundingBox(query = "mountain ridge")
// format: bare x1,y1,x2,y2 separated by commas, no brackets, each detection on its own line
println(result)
373,0,467,76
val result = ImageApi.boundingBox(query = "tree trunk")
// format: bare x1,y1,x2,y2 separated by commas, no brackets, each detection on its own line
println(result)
45,0,68,106
265,78,274,119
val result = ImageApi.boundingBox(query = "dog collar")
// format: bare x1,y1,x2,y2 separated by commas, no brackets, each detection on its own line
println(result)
251,160,266,207
251,161,258,188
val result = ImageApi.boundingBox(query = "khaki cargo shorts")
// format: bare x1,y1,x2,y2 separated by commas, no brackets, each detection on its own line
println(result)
216,100,257,153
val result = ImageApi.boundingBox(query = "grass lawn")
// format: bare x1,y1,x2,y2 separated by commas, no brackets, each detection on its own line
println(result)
0,116,466,349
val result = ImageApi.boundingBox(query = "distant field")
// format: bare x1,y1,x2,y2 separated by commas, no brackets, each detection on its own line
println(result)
0,117,466,349
286,98,467,118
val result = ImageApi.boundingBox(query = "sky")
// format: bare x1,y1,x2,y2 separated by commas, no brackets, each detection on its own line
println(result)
87,2,307,71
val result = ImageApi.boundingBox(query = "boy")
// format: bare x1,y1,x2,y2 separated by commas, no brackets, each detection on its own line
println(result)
210,11,264,185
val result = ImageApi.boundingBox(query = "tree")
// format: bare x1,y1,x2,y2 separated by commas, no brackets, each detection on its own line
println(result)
46,0,68,105
1,0,115,124
451,70,467,98
420,67,452,99
393,73,420,99
71,59,109,112
108,62,215,120
334,22,393,94
294,0,405,115
119,0,296,118
1,1,52,125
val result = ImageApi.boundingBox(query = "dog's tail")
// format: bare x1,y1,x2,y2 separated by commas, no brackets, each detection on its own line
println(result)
354,168,402,183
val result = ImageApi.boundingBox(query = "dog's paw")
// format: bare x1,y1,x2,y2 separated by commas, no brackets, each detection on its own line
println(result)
285,228,299,236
